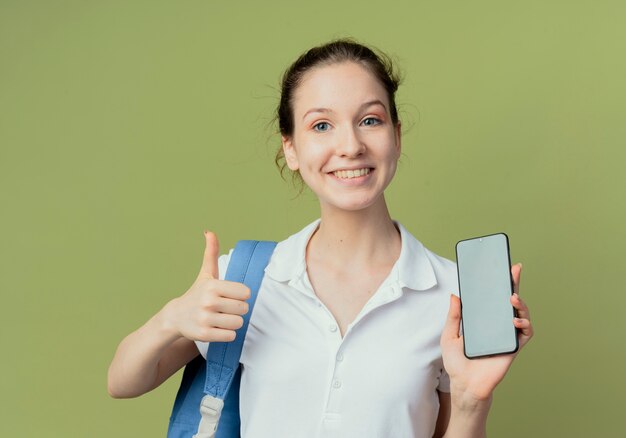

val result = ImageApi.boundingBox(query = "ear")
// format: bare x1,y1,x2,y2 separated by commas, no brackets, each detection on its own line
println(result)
282,135,300,171
394,122,402,155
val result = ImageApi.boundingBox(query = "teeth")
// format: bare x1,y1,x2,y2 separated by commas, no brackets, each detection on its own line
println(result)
333,168,370,179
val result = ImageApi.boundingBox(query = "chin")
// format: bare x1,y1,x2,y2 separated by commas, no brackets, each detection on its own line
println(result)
321,194,382,213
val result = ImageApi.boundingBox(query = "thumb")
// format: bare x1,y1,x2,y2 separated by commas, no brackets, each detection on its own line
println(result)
441,294,462,342
199,230,220,280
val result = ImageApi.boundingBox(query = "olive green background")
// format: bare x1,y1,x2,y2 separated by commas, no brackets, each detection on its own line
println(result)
1,0,624,436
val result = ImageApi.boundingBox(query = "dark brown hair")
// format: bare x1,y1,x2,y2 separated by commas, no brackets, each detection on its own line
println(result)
275,38,401,185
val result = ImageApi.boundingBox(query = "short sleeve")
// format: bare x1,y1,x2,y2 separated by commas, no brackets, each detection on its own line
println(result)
194,249,233,359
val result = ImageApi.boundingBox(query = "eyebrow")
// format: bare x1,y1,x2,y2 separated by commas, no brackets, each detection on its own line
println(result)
302,99,388,121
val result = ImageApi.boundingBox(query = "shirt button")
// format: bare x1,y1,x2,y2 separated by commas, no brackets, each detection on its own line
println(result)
329,324,338,333
336,353,344,362
332,380,342,389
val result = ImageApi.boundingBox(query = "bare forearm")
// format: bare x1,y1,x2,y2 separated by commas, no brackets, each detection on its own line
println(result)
441,385,492,438
107,303,179,398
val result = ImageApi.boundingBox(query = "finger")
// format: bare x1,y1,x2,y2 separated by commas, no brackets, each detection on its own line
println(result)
209,313,245,331
214,281,251,301
199,230,220,280
511,263,522,295
197,328,237,343
441,294,462,342
513,317,534,347
213,296,250,316
511,293,531,321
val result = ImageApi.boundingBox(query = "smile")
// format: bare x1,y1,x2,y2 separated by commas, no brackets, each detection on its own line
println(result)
332,168,371,179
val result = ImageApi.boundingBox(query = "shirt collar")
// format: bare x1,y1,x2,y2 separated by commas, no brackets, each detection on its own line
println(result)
264,219,319,284
264,219,437,292
392,221,438,291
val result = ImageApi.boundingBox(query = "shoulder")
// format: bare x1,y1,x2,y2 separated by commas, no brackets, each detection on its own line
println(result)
215,222,311,282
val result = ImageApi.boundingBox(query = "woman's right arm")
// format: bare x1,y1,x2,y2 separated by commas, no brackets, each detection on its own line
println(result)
107,231,250,398
107,305,198,398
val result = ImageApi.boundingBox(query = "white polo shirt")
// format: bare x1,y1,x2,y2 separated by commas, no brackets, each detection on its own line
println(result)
196,219,458,438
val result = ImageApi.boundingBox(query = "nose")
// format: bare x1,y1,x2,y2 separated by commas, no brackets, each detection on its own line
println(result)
337,125,366,158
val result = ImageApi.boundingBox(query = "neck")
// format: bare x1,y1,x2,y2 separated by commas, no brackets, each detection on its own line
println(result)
308,196,401,267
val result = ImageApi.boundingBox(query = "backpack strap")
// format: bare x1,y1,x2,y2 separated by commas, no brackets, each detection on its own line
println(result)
194,240,276,438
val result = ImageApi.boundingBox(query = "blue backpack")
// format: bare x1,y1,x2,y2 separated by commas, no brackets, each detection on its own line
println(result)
167,240,277,438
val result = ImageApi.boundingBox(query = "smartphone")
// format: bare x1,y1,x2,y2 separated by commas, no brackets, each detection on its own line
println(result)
455,233,518,359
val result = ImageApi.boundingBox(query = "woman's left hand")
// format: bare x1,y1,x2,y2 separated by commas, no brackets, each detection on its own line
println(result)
440,263,534,402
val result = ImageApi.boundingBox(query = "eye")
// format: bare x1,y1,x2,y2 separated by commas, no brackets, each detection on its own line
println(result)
361,117,382,127
313,121,331,132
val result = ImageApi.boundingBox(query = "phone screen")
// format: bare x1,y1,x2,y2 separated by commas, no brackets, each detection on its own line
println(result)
455,233,518,358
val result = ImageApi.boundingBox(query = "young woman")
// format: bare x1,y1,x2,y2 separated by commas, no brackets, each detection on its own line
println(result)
108,39,533,437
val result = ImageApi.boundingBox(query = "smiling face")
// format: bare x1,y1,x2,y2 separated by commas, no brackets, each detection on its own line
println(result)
282,61,401,213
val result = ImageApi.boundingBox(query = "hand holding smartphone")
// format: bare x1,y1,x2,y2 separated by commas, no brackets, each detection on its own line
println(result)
455,233,518,359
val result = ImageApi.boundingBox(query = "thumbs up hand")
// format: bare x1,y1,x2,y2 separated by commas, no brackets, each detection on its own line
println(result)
164,231,250,343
